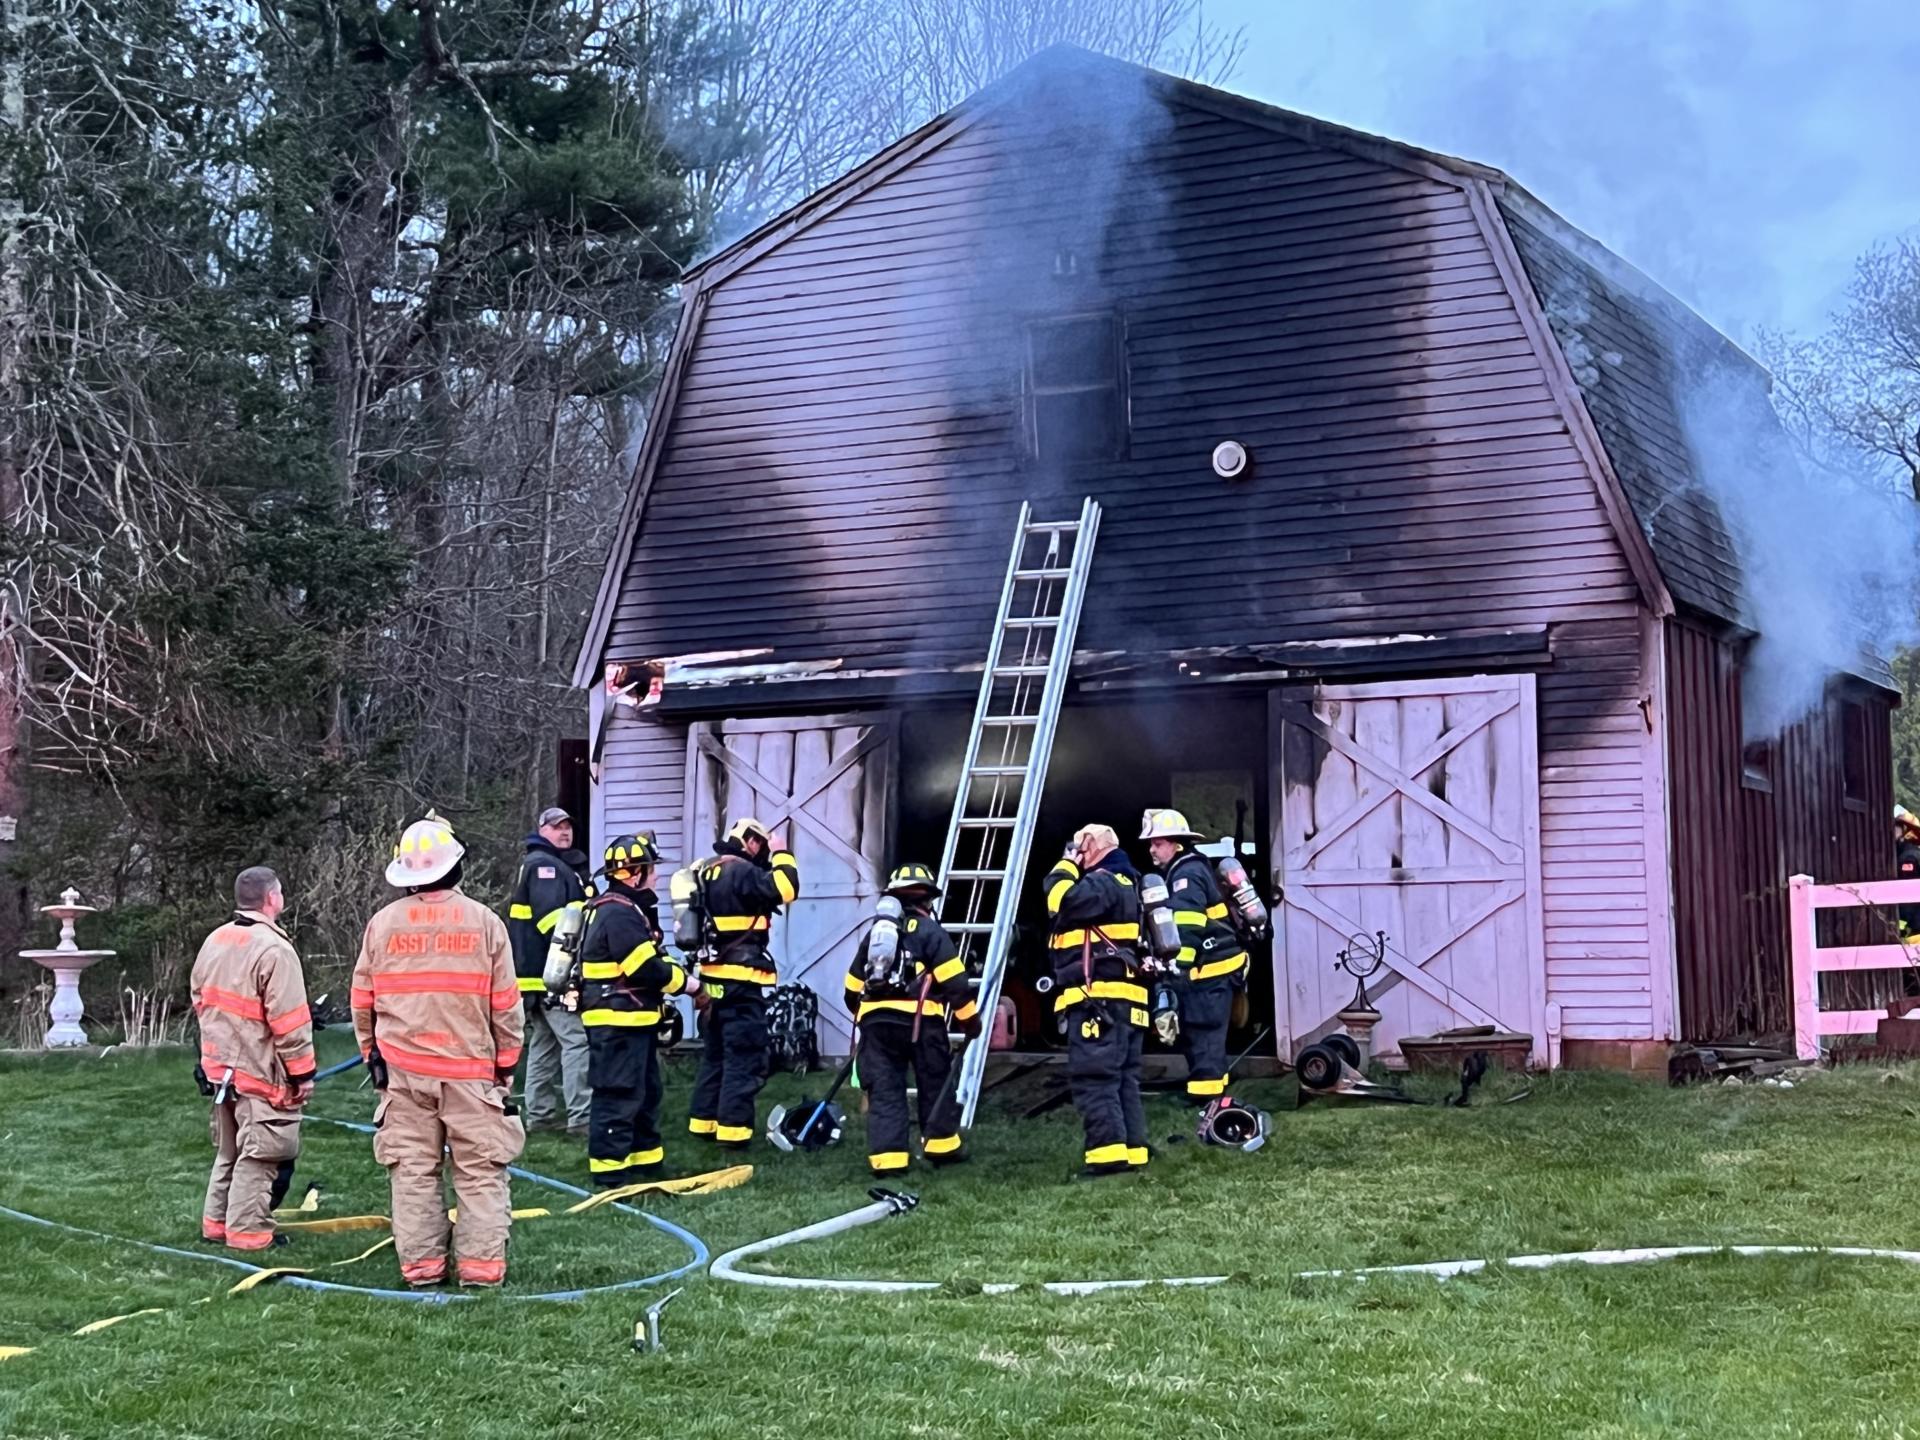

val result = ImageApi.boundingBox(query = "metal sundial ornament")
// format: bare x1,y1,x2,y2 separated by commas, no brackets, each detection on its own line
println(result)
1333,931,1387,1068
1335,931,1387,1012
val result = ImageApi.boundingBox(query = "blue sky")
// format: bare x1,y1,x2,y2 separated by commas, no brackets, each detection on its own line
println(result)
1206,0,1918,341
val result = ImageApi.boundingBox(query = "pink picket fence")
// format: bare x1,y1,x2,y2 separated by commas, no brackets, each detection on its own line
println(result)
1787,874,1920,1060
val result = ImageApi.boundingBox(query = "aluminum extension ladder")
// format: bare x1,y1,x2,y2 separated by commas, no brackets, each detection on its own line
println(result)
937,497,1100,1128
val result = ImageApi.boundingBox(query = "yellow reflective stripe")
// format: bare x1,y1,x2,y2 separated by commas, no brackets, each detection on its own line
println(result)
1206,903,1230,920
1186,1075,1228,1096
712,915,768,933
1046,879,1075,914
857,999,945,1020
1126,1147,1149,1167
715,1124,752,1143
931,958,966,984
952,1000,978,1022
589,1148,664,1172
702,962,776,985
516,976,548,992
1189,952,1248,982
535,908,566,935
771,851,798,868
663,965,686,996
869,1151,909,1172
923,1134,962,1155
508,903,534,921
1053,981,1149,1012
581,962,620,980
1176,946,1197,963
1049,923,1141,948
689,1117,717,1135
1172,910,1209,926
619,941,657,976
845,973,866,994
1085,1143,1128,1165
580,1008,662,1027
772,857,798,904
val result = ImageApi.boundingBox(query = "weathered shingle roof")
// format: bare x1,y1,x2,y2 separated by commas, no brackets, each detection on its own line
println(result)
1497,194,1748,624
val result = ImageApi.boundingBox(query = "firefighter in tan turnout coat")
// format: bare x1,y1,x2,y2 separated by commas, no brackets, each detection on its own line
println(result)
352,814,526,1288
192,866,316,1251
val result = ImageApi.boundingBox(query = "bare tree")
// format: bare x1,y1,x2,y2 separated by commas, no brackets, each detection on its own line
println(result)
1763,239,1920,499
0,0,25,956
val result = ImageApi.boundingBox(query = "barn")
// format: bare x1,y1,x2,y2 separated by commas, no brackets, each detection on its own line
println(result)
570,49,1896,1070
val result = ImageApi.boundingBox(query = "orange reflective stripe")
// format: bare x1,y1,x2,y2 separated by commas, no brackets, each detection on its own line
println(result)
489,987,520,1011
380,1040,497,1081
495,1047,522,1070
457,1257,506,1284
199,986,265,1022
201,1219,227,1241
226,1229,276,1250
402,1257,447,1283
370,970,493,996
267,1004,311,1037
349,987,376,1010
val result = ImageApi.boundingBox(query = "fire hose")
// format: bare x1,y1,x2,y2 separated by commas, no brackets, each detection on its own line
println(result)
708,1191,1920,1296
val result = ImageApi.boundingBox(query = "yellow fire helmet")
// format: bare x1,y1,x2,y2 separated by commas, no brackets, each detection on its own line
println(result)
885,862,941,898
385,812,465,889
1139,808,1203,842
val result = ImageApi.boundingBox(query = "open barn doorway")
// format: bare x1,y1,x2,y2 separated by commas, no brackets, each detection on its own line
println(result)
896,693,1275,1062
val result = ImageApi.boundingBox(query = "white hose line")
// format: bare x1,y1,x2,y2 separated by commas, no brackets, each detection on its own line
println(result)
708,1198,1920,1297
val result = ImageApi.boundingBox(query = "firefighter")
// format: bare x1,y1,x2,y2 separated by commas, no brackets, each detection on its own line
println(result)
1043,823,1150,1178
687,817,800,1149
842,863,978,1174
351,814,526,1289
580,832,695,1186
1141,809,1248,1101
191,865,315,1251
505,805,592,1135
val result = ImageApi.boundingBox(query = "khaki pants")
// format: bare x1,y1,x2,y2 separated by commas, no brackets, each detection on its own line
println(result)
204,1096,301,1250
524,1002,592,1129
372,1070,526,1287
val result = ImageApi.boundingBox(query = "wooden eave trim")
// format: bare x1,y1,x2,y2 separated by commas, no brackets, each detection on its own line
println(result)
570,285,713,690
1465,176,1675,619
680,106,991,290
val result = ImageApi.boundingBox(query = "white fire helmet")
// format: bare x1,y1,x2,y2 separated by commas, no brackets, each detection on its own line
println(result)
385,813,465,889
1139,808,1203,842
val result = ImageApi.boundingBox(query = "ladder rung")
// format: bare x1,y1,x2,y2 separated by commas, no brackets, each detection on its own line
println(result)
969,765,1028,778
946,923,994,934
979,715,1035,726
1024,520,1081,533
993,665,1050,677
945,869,1004,881
958,817,1016,828
1014,568,1072,581
1003,616,1059,628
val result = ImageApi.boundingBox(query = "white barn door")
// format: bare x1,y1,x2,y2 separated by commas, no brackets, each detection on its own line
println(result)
685,713,895,1056
1271,676,1547,1066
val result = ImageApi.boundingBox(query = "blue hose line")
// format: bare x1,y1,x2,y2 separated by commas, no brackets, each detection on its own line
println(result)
310,1053,367,1083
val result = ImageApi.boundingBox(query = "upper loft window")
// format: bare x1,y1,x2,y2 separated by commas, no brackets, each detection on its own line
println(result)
1741,739,1774,793
1025,314,1126,465
1842,699,1869,809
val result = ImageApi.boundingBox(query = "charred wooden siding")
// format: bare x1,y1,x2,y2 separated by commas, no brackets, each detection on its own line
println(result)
1665,615,1895,1041
605,97,1644,673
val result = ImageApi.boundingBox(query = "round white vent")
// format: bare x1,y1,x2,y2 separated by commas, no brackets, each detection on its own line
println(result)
1212,440,1250,479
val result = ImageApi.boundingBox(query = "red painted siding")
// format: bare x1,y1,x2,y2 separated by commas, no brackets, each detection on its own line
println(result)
1664,615,1895,1040
607,99,1644,671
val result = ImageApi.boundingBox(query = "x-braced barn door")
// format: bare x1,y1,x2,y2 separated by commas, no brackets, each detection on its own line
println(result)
686,714,896,1057
1271,676,1547,1066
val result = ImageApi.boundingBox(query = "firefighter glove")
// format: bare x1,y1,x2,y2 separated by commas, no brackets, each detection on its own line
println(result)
192,1063,216,1098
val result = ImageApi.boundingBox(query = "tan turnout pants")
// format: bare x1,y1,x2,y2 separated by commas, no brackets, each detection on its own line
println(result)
372,1070,526,1287
203,1096,301,1250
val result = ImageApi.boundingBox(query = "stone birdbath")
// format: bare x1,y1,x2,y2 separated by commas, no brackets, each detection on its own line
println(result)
18,886,116,1048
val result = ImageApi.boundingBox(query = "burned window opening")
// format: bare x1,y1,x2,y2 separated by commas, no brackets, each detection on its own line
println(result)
1025,313,1126,466
1841,699,1868,809
1741,738,1774,793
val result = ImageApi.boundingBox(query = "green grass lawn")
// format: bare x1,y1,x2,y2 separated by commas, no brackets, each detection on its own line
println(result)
4,1033,1920,1438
